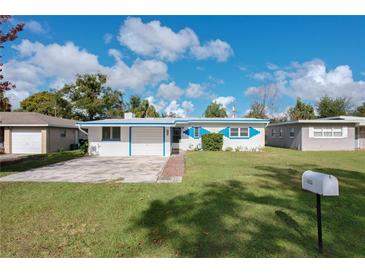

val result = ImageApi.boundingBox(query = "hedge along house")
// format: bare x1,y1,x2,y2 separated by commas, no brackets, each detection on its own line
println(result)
266,116,365,151
77,113,269,156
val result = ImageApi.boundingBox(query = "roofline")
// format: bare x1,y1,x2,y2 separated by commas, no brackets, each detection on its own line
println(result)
77,118,270,127
0,124,77,128
267,120,359,127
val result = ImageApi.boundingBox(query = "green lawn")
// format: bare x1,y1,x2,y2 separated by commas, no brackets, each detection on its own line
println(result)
1,148,364,257
0,150,84,177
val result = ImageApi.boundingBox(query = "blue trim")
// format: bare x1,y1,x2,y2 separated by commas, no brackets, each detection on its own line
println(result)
76,118,270,126
129,127,132,156
183,127,211,139
162,127,165,156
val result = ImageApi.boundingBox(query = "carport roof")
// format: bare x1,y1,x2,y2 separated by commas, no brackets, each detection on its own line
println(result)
0,112,78,128
77,117,270,127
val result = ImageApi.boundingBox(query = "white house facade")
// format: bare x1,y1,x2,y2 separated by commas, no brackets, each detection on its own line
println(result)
77,114,269,156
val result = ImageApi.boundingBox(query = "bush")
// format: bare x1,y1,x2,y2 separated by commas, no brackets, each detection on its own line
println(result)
225,147,233,152
202,133,223,151
79,140,89,154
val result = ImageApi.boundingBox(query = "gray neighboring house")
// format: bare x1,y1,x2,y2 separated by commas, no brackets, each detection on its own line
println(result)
0,112,84,154
266,116,365,151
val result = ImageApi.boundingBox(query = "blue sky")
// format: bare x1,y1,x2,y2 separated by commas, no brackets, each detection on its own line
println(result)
3,16,365,117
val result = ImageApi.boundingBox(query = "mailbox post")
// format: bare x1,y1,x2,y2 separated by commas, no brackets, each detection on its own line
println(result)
302,170,339,253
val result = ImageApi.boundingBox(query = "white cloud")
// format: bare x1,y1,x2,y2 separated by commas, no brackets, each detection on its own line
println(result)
25,20,48,34
185,83,206,98
266,62,279,70
213,96,235,109
208,75,224,85
5,39,168,107
252,72,272,81
103,33,113,44
246,59,365,104
118,17,232,62
165,100,194,118
191,39,233,62
238,65,247,71
157,82,183,100
182,100,194,114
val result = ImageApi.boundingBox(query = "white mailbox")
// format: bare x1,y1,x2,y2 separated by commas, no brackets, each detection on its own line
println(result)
302,170,339,196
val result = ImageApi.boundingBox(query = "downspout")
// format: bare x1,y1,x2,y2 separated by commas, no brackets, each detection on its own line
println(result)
77,124,88,136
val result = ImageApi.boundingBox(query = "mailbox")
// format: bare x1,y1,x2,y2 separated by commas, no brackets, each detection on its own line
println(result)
302,170,339,196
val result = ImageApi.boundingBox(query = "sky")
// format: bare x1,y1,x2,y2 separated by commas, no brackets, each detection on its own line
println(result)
3,16,365,117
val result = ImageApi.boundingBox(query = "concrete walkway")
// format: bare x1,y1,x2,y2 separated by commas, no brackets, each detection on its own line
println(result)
0,156,168,183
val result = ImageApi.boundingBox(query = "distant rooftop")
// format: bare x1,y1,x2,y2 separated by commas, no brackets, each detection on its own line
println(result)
0,112,78,128
268,115,365,127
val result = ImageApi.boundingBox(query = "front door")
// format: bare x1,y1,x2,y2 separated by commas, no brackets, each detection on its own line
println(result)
172,127,182,152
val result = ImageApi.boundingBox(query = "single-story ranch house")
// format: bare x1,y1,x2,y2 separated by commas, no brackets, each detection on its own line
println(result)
266,116,365,151
0,112,83,154
78,113,270,156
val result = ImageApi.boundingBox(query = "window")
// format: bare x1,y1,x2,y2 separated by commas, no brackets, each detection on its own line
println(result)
60,129,66,138
239,127,249,137
313,128,323,137
289,128,295,138
102,127,121,141
230,127,249,138
312,127,344,138
279,128,283,138
271,128,275,137
230,128,239,137
333,128,343,137
193,127,200,138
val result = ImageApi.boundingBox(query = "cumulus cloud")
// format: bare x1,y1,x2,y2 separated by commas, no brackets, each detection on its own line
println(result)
4,39,168,107
252,72,272,81
266,62,279,70
157,82,184,100
245,59,365,104
25,20,48,34
165,100,194,117
103,33,113,44
118,17,233,62
213,96,235,109
191,39,233,62
185,83,206,98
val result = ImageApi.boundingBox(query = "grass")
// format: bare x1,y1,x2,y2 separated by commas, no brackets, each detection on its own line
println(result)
0,147,364,257
0,150,84,177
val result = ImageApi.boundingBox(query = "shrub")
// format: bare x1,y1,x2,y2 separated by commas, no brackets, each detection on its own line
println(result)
225,147,233,152
202,133,223,151
80,140,89,154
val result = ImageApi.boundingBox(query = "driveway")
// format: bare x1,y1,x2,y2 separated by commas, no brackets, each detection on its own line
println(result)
0,156,168,183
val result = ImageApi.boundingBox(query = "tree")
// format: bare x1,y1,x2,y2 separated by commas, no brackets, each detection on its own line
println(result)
352,102,365,117
287,97,315,120
59,74,125,121
246,84,279,116
0,15,25,111
20,91,72,118
245,102,268,119
204,102,227,118
317,95,351,118
127,95,159,118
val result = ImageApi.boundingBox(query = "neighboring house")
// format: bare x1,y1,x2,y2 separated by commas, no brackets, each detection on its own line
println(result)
266,116,365,151
78,112,269,156
0,112,83,154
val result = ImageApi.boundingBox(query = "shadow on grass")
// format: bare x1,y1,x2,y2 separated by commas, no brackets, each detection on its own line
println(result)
129,165,365,257
129,180,321,257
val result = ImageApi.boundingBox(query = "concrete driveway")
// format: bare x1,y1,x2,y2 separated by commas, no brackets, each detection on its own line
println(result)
0,156,168,183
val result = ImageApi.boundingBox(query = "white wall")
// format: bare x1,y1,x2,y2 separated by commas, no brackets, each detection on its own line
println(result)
88,126,171,156
88,127,129,156
178,123,266,151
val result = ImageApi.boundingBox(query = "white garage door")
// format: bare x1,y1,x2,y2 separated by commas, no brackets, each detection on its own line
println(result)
12,129,42,154
132,127,164,156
